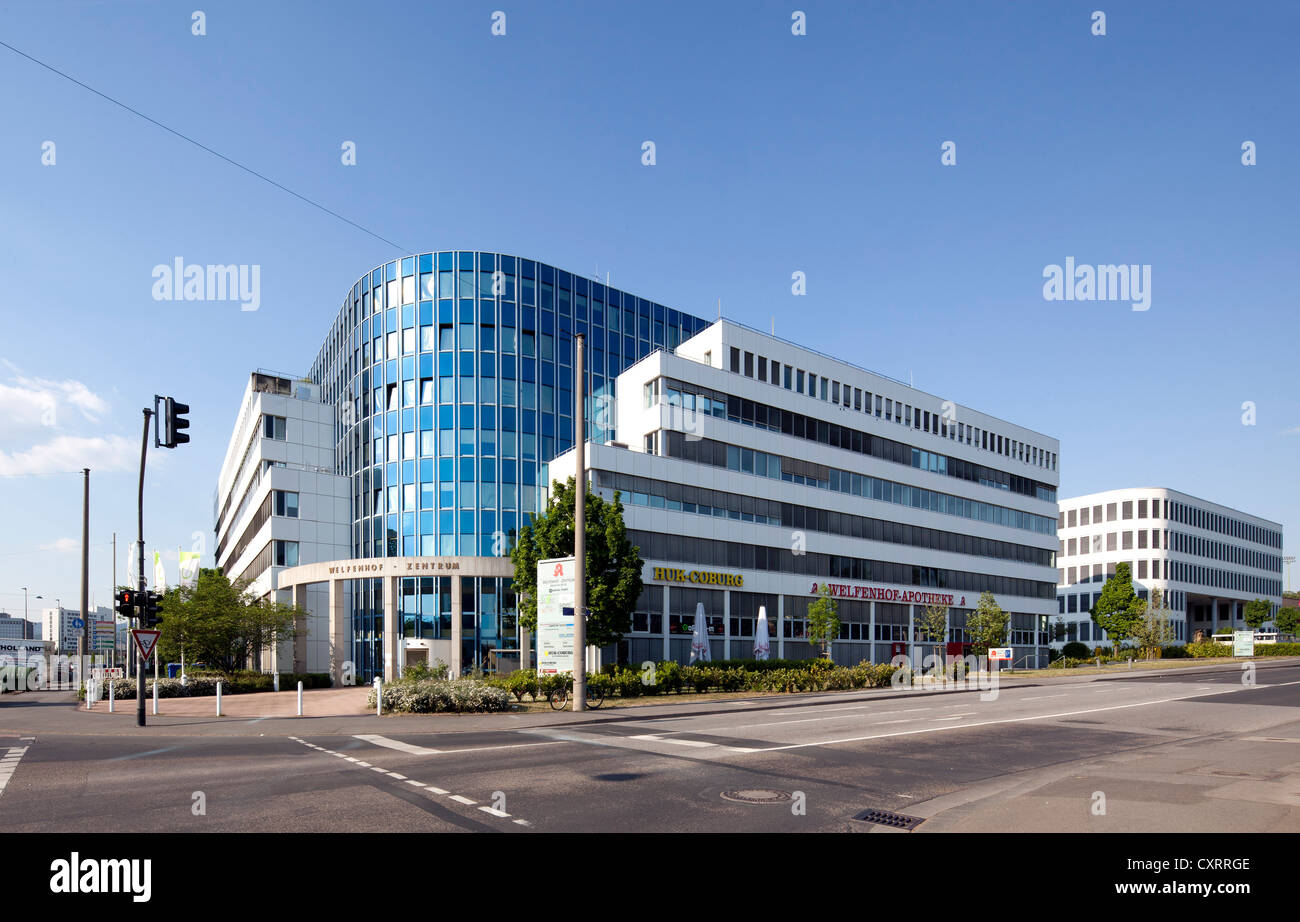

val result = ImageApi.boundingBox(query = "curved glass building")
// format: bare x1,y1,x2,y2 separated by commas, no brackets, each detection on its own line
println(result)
307,251,710,678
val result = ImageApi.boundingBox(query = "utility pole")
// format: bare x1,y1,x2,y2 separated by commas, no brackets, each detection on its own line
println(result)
111,533,116,669
572,333,586,712
136,409,151,727
79,468,89,688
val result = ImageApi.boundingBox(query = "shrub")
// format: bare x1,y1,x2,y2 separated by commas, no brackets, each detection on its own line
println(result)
1187,642,1231,658
367,677,511,713
1061,642,1091,659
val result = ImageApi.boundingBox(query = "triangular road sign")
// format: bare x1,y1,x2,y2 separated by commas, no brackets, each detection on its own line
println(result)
131,629,161,660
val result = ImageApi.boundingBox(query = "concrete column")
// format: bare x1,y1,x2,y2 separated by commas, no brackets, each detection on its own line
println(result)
328,578,346,686
661,586,670,663
723,590,731,660
869,602,876,664
292,583,307,674
777,595,785,659
520,628,532,671
908,604,916,666
451,575,464,676
383,576,399,682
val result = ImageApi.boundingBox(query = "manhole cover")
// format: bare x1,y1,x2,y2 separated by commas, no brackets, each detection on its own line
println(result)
852,808,924,830
721,789,793,805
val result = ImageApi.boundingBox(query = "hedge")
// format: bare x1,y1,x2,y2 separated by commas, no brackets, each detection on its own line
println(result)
367,677,512,713
489,660,906,701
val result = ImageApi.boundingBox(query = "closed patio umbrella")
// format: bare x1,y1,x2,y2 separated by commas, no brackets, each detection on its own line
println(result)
753,605,771,661
690,601,711,663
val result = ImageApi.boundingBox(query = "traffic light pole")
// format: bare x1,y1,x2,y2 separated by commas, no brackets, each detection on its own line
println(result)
136,408,151,728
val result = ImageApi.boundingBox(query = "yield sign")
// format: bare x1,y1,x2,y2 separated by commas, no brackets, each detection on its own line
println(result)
131,629,161,660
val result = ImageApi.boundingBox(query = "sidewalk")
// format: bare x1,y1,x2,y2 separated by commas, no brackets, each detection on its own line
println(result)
82,686,370,719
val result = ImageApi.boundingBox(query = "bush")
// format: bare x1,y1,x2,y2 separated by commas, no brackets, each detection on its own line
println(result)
368,677,512,713
1187,642,1232,658
1061,642,1091,659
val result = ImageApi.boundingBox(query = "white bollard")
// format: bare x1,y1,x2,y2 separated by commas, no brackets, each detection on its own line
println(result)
153,679,158,715
375,677,382,716
108,681,114,713
216,680,222,716
274,673,280,693
297,680,303,717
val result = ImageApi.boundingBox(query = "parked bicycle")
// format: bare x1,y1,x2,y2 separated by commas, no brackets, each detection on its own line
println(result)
548,678,604,710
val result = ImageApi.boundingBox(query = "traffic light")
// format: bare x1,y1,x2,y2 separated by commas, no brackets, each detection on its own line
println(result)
157,396,190,448
141,590,164,628
114,588,138,619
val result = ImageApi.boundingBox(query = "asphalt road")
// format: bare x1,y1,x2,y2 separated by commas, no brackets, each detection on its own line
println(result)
2,661,1298,833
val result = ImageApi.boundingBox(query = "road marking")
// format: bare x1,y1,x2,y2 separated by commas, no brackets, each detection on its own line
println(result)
629,735,715,748
290,738,530,828
0,747,28,798
353,733,562,757
1241,736,1300,743
934,713,976,721
354,734,440,756
1021,695,1065,701
748,683,1300,753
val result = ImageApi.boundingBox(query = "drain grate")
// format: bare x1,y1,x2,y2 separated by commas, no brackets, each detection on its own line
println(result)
852,808,924,830
721,789,793,805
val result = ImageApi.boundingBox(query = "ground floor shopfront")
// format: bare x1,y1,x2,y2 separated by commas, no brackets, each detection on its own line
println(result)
622,561,1051,670
275,556,1052,683
274,556,520,683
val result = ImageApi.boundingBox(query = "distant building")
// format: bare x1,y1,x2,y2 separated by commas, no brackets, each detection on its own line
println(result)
40,606,111,655
1055,488,1284,647
0,613,31,640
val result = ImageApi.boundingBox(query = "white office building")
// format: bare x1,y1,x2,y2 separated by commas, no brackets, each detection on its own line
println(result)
548,319,1061,667
213,371,350,674
40,605,110,655
1055,488,1284,647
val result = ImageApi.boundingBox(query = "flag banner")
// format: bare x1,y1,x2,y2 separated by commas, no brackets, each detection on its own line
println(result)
178,550,201,587
154,550,167,591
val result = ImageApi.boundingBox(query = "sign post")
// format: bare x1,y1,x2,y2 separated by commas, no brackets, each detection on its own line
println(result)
536,557,575,679
1232,630,1255,658
131,629,161,663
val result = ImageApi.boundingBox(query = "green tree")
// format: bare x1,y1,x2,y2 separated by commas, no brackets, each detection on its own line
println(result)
1274,605,1298,637
966,591,1008,656
806,584,840,658
1131,587,1176,658
918,604,949,663
511,477,643,648
1243,597,1271,631
157,569,301,672
1089,563,1146,648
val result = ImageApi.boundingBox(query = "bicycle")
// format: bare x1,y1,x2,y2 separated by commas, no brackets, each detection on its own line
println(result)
548,679,604,710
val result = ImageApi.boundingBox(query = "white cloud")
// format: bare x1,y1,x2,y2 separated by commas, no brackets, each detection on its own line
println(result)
0,364,111,439
39,538,79,553
0,434,136,476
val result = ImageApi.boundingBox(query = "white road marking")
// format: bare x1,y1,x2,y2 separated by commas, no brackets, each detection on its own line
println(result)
291,738,531,827
750,683,1300,753
0,747,28,797
629,735,715,748
934,713,976,721
353,733,561,757
1021,695,1065,701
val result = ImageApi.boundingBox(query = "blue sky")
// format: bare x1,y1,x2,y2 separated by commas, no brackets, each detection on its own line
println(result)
1,1,1296,620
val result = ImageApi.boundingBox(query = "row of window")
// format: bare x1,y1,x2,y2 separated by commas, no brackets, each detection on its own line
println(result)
652,377,1056,502
594,469,1053,567
1059,558,1280,596
1060,528,1280,573
663,431,1057,536
629,530,1057,600
1060,497,1281,549
727,346,1057,473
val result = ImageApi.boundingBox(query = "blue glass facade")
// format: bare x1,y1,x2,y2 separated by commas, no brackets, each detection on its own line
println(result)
309,252,709,676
